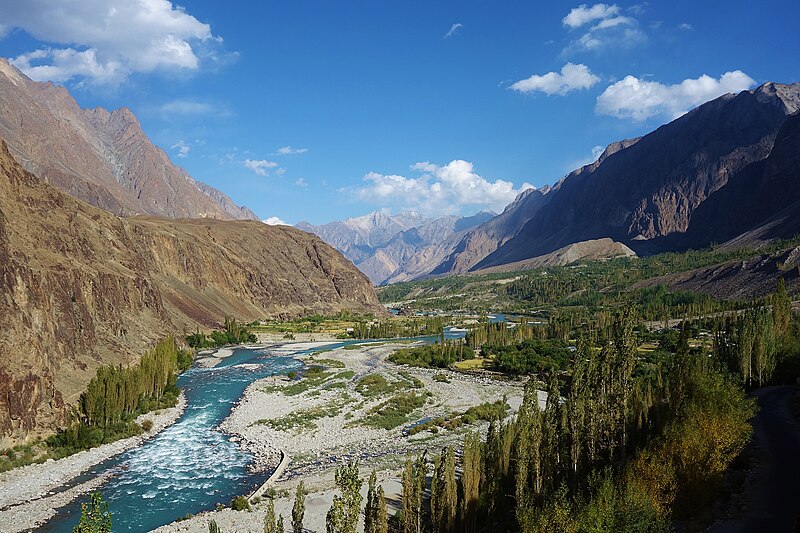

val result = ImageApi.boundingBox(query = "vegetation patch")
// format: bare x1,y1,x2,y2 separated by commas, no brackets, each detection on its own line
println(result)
359,392,431,429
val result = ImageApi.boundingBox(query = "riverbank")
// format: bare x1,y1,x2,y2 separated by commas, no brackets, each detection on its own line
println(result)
158,341,524,532
0,392,187,532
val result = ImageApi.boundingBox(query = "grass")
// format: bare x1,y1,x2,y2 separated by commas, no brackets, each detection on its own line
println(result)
453,358,492,371
359,392,432,429
406,399,510,436
254,395,354,431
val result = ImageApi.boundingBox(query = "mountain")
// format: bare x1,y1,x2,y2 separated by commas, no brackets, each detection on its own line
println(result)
473,82,800,270
0,140,382,445
298,211,494,284
0,57,257,221
430,187,551,275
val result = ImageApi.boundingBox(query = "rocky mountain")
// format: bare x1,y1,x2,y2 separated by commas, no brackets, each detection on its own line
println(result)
0,57,257,221
298,211,494,284
430,187,550,275
0,140,382,445
473,82,800,270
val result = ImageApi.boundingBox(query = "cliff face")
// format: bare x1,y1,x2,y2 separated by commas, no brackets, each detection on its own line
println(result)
0,58,257,221
0,141,382,445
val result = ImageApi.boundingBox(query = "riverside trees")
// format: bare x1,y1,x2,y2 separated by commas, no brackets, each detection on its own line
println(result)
393,310,755,532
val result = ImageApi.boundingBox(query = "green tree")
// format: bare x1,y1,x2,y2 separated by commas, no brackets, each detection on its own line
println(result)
72,492,112,533
326,461,363,533
208,520,221,533
264,498,277,533
401,454,426,533
460,433,482,533
277,514,285,532
292,481,306,533
365,471,379,533
376,485,389,533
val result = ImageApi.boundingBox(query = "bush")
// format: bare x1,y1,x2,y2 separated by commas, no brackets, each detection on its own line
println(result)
230,495,251,511
140,419,153,432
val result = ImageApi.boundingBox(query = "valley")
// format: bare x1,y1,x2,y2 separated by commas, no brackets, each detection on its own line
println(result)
1,3,799,532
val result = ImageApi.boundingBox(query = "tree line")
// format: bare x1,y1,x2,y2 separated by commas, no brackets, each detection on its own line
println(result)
185,317,257,349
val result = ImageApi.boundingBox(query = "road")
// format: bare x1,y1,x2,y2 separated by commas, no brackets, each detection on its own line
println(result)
708,385,800,532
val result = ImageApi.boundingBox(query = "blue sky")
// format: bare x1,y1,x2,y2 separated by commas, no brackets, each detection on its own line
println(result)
0,1,798,224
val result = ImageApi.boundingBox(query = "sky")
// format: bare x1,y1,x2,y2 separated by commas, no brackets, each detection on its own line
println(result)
0,1,798,225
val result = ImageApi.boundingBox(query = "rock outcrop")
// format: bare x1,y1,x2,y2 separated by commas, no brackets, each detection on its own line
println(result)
0,141,382,445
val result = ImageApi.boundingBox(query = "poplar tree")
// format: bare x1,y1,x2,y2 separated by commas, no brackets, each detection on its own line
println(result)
292,481,305,533
264,498,277,533
365,471,378,533
277,515,285,532
375,485,389,533
72,492,112,533
460,433,482,533
326,461,363,533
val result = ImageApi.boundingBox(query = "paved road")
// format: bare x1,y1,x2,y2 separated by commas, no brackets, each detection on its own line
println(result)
708,385,800,532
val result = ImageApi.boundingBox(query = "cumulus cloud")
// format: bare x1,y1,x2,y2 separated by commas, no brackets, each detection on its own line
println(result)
596,70,755,121
511,63,599,95
355,160,533,215
562,3,644,54
276,146,308,155
2,0,221,85
243,159,278,176
171,139,190,158
263,216,289,226
562,4,621,28
444,23,463,39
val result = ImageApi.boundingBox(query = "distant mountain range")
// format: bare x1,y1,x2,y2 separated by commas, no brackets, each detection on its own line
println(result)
305,82,800,284
469,82,800,271
297,210,495,284
0,58,257,221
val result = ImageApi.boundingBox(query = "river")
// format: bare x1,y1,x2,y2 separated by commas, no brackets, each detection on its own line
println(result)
39,333,467,532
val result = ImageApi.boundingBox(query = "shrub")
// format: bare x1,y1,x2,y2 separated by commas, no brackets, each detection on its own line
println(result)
140,419,153,432
230,495,251,511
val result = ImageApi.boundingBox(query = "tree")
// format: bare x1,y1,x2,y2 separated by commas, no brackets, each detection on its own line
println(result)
264,498,277,533
277,514,285,532
72,492,112,533
402,454,426,533
292,481,306,533
773,277,792,339
460,433,482,533
208,520,221,533
365,471,379,533
376,485,389,533
326,461,363,533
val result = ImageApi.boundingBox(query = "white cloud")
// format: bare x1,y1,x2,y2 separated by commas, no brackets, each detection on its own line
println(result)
511,63,600,95
276,146,308,155
596,70,756,121
171,139,190,158
444,23,463,39
243,159,278,176
562,3,645,54
355,160,533,215
295,178,308,188
678,23,693,30
2,0,220,85
160,99,215,115
569,145,605,170
562,4,620,28
263,216,289,226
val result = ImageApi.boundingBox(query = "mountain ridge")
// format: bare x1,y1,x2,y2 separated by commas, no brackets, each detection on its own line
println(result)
0,139,381,445
0,57,258,221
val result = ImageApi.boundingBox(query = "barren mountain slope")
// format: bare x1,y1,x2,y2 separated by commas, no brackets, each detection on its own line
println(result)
0,141,381,445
